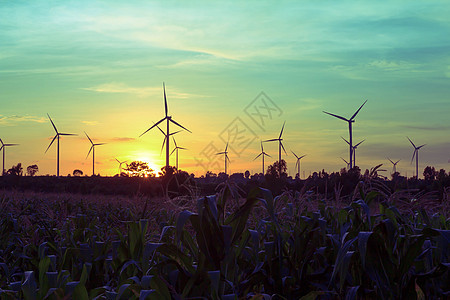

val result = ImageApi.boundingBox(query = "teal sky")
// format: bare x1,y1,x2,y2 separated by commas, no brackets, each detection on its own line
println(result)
1,0,449,177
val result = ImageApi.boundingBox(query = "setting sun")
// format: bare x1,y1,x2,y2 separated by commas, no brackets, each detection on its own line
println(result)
133,153,161,177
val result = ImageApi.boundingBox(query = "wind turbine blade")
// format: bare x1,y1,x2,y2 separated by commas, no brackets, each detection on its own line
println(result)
260,141,264,152
341,136,350,145
140,118,166,137
161,136,166,155
411,150,417,164
279,121,286,139
115,158,120,163
59,133,77,136
163,82,168,117
169,118,192,133
45,135,58,153
0,138,3,146
155,123,165,136
216,151,225,155
264,138,279,142
350,99,368,120
417,144,426,149
291,150,299,159
264,152,272,158
47,114,58,133
299,154,307,159
178,147,187,150
253,153,262,160
226,155,231,163
341,157,349,164
172,136,178,148
388,158,394,164
295,160,299,169
407,137,416,148
170,148,176,156
94,143,106,146
280,142,287,155
225,142,228,152
86,145,93,159
354,139,365,147
4,144,19,146
323,111,349,122
395,159,401,164
85,131,93,145
169,130,182,136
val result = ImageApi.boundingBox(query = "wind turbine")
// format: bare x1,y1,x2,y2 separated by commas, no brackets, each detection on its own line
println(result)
341,157,351,169
85,132,106,176
170,136,187,171
341,137,365,167
155,123,181,156
253,141,271,174
45,114,76,177
216,142,230,174
291,151,306,179
407,137,426,179
140,83,191,170
387,158,401,174
0,138,18,175
115,158,127,175
264,121,287,175
323,100,367,169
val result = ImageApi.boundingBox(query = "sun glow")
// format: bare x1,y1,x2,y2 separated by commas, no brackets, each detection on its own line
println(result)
134,154,161,177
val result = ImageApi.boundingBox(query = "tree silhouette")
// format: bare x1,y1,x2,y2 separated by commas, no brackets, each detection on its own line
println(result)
26,164,39,176
423,166,437,181
124,161,155,177
266,159,287,178
73,169,83,176
159,165,176,177
7,163,23,176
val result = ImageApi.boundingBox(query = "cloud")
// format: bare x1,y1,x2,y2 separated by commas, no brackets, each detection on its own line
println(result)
82,82,159,97
159,54,238,69
368,60,420,71
82,82,206,99
82,121,99,126
330,58,432,81
0,115,46,126
401,125,450,131
110,137,136,142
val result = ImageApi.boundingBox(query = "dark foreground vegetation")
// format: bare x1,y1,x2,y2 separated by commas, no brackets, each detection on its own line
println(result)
1,168,449,299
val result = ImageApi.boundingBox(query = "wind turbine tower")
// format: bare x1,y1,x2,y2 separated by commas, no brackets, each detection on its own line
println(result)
388,158,401,174
85,132,106,176
140,83,191,170
341,157,351,169
264,121,287,175
291,151,306,179
407,137,425,179
216,142,230,175
0,138,19,176
253,141,271,174
341,137,365,167
45,114,76,177
323,100,367,169
115,158,127,175
170,136,187,171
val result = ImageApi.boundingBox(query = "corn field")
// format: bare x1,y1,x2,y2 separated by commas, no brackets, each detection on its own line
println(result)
0,185,449,299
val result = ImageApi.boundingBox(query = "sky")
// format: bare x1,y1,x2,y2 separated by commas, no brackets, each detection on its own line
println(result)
0,0,449,178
